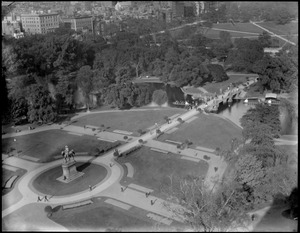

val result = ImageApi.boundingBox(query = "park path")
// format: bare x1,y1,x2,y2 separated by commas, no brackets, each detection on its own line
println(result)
250,21,296,46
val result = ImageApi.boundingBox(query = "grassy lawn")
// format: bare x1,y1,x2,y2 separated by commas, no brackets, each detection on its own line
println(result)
72,108,186,135
2,168,26,196
50,200,156,231
32,162,107,196
202,74,248,94
205,30,261,40
2,130,115,163
211,22,265,33
256,21,298,35
158,113,242,151
118,146,209,198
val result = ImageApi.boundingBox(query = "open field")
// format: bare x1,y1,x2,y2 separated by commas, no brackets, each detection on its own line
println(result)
72,108,186,135
158,113,242,151
256,21,298,35
51,202,155,231
199,21,298,45
2,130,114,162
211,22,264,33
32,162,107,196
118,146,208,197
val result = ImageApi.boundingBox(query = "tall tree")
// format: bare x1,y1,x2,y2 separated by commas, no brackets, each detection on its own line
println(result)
234,154,265,187
26,84,57,123
76,65,98,112
152,89,168,105
258,31,272,48
162,175,249,231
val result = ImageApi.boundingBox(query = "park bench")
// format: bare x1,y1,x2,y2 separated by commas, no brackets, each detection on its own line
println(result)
62,200,93,210
150,148,169,154
4,175,19,189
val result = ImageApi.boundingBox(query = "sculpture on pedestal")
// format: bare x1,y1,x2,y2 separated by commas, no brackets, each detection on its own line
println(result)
61,145,76,163
56,145,84,183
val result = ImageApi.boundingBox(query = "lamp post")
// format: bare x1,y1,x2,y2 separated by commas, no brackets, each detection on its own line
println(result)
13,138,18,156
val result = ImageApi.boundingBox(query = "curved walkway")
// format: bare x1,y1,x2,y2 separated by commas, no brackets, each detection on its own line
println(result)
2,154,122,218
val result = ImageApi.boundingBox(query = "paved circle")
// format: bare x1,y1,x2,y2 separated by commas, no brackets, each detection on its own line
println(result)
30,162,109,196
2,155,124,217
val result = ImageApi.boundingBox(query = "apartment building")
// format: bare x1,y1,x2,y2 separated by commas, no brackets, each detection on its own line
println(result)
63,16,93,33
21,12,59,34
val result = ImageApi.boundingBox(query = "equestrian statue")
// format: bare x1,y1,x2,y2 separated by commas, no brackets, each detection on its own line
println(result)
61,145,76,163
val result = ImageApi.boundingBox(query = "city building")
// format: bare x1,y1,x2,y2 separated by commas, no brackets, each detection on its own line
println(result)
93,17,103,35
63,16,93,33
21,12,59,34
2,13,22,37
171,1,185,18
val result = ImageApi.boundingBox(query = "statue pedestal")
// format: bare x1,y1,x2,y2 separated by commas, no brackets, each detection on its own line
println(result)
56,160,84,183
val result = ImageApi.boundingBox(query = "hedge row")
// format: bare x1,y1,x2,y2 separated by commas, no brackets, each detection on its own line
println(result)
97,141,121,154
120,145,143,157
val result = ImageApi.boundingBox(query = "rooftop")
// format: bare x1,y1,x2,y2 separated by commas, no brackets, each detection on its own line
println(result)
21,12,59,17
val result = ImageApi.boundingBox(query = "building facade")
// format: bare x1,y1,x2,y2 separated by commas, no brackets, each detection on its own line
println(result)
171,1,185,18
21,12,59,34
2,13,23,38
63,16,93,33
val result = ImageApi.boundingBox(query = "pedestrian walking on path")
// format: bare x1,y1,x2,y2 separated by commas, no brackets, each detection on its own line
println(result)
151,199,157,205
37,196,43,202
44,196,49,202
89,185,93,191
121,187,124,192
145,192,151,198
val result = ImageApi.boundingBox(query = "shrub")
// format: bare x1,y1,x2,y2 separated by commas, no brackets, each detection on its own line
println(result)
138,139,144,144
204,155,210,160
185,140,192,146
123,136,128,140
44,206,53,217
207,64,229,82
120,145,142,157
177,118,184,123
92,128,96,131
152,90,168,105
214,167,218,172
97,141,121,155
137,129,144,135
113,150,120,157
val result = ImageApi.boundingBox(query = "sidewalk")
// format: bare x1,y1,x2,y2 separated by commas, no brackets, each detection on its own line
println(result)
100,183,185,223
3,156,42,171
2,124,63,139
